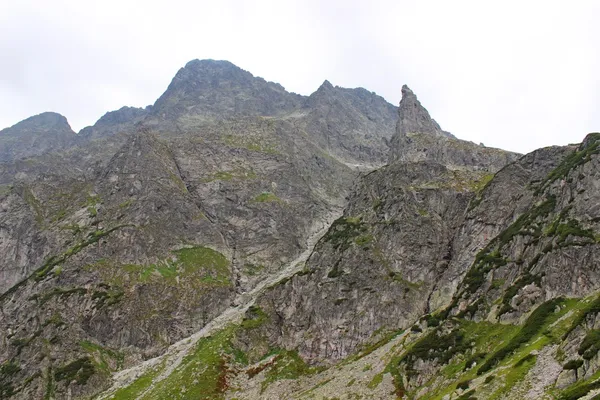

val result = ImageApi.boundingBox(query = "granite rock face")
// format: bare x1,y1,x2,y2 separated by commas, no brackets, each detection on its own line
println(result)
78,106,150,140
0,112,76,162
2,59,596,400
395,85,450,138
0,60,399,399
151,59,304,120
389,85,520,171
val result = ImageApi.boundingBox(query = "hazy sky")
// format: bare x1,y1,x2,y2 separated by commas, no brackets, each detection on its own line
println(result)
0,1,598,153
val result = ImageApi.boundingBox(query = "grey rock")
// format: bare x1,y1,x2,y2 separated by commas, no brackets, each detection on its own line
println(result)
0,112,76,162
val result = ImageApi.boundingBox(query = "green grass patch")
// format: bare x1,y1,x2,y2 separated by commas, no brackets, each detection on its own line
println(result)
108,360,166,400
368,373,384,389
111,246,231,288
241,305,269,330
536,132,600,195
80,341,124,373
140,325,245,399
250,191,282,203
203,168,257,182
478,297,564,375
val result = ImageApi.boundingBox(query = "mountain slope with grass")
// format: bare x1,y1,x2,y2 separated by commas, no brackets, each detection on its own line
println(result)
2,59,597,400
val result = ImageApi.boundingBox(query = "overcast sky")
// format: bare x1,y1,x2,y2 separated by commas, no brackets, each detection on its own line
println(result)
0,1,598,153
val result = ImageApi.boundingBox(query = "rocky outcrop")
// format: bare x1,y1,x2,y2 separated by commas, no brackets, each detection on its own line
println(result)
253,161,476,362
299,81,398,166
389,85,520,171
395,85,450,138
0,112,76,162
151,59,304,121
78,106,150,140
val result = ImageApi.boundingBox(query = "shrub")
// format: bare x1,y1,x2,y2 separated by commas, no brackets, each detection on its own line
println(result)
478,298,563,374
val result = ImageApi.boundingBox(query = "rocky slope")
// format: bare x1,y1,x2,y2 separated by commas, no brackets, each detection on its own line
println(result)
0,112,76,163
389,85,519,171
0,59,402,399
1,58,597,400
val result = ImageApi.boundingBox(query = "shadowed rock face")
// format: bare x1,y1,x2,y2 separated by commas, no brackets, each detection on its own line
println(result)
0,112,76,162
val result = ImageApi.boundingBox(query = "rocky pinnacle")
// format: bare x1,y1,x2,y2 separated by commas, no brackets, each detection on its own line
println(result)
396,84,446,137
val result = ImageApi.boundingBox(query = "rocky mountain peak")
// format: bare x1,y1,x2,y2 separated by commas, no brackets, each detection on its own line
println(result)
3,112,72,134
151,59,303,119
319,79,334,91
396,84,445,137
389,86,519,170
0,112,75,162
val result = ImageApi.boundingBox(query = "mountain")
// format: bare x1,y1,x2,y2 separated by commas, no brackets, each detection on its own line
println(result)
78,106,149,140
0,59,597,400
0,112,76,162
389,85,520,171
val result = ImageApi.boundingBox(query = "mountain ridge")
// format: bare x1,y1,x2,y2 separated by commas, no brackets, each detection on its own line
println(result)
1,59,595,400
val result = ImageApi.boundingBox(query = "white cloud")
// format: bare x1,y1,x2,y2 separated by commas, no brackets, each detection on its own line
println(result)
0,0,597,153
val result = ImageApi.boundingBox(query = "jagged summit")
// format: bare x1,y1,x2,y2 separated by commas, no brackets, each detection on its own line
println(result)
150,59,303,119
318,79,334,91
78,106,149,139
396,84,447,137
0,112,75,162
3,112,72,133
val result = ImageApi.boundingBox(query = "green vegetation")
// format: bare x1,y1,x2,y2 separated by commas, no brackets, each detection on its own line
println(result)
563,294,600,340
168,171,187,193
139,325,244,399
119,199,134,209
80,341,124,373
460,195,556,297
260,350,321,392
323,216,368,251
462,249,507,295
33,225,128,282
22,186,46,225
354,234,374,246
241,305,268,330
108,361,166,400
30,287,87,305
367,373,383,389
563,359,584,370
456,379,471,390
497,273,541,316
477,297,564,374
559,373,600,400
578,329,600,359
202,168,257,182
54,357,95,385
92,286,124,309
242,262,265,276
456,389,476,400
401,328,469,378
174,246,230,285
0,361,21,398
327,260,344,278
0,184,12,197
536,132,600,194
488,353,537,399
101,246,231,288
250,191,282,203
